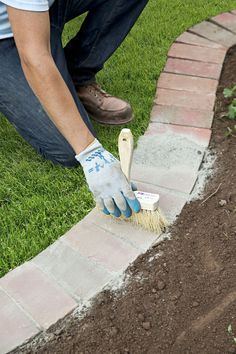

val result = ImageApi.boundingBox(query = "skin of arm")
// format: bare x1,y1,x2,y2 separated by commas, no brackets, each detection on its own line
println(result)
6,6,95,155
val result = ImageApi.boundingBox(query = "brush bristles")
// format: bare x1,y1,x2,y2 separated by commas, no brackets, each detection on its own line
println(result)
103,207,168,234
129,208,168,234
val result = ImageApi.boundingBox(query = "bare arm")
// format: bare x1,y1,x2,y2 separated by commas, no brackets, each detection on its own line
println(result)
6,6,94,154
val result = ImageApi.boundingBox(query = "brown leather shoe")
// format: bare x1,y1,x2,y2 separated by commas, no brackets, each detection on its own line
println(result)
77,83,133,125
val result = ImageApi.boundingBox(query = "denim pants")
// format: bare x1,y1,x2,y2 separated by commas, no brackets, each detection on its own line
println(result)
0,0,148,167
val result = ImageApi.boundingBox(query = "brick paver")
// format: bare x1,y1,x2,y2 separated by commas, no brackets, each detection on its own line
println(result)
0,263,77,330
168,43,226,64
150,105,214,129
212,12,236,34
190,21,236,48
0,288,39,354
155,88,215,111
164,58,222,79
62,221,141,272
157,73,218,93
176,31,225,49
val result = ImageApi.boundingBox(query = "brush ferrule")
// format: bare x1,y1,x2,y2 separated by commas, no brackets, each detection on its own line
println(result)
134,191,160,211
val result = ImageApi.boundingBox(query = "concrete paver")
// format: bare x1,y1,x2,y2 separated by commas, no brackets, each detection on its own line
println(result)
62,221,141,272
0,263,77,330
168,43,226,64
157,73,218,94
212,12,236,34
150,105,214,129
190,21,236,48
155,88,215,111
164,58,222,79
131,163,198,195
0,289,39,354
33,241,113,301
145,122,212,147
83,208,161,251
176,31,225,49
131,123,210,193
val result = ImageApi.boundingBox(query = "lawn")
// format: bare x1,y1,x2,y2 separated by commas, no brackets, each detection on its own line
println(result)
0,0,236,277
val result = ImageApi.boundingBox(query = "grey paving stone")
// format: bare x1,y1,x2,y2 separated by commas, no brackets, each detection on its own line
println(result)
32,241,113,301
145,123,211,147
83,208,161,251
130,129,206,194
61,220,141,272
0,288,39,354
176,31,225,49
190,21,236,48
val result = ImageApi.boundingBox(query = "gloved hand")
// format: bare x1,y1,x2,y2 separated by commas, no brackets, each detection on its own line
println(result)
75,139,141,218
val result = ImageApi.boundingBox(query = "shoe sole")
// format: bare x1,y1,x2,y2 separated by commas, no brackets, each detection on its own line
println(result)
89,113,134,126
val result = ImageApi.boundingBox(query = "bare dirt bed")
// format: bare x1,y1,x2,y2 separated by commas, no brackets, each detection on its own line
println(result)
17,46,236,354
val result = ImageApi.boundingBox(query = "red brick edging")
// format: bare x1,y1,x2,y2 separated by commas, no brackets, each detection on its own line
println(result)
1,10,236,354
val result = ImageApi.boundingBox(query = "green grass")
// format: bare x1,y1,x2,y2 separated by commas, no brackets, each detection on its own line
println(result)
0,0,236,277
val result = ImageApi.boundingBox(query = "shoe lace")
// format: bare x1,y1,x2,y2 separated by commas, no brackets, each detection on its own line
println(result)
88,83,111,100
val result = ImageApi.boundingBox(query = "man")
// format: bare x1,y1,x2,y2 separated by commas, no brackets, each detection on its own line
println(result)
0,0,148,218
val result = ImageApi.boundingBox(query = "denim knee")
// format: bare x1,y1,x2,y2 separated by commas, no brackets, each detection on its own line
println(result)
40,148,79,168
53,156,79,168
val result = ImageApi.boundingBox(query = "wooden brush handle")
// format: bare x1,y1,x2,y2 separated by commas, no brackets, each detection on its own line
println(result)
118,128,134,182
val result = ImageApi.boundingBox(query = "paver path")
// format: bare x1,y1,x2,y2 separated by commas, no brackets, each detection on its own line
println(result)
1,10,236,354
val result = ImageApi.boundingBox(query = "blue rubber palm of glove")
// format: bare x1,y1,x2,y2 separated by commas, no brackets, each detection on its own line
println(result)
75,139,141,218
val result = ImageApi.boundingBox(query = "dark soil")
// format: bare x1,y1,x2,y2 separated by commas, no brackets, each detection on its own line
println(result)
17,46,236,354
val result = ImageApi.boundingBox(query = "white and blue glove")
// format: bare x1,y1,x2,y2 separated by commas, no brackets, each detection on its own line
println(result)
75,139,141,218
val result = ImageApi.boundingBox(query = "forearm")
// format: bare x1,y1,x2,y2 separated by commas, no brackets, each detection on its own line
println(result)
21,54,94,154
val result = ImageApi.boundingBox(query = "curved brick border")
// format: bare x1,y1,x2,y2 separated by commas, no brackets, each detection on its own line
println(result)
1,11,236,354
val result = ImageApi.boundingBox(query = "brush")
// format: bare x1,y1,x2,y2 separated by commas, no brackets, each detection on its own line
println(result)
118,128,168,234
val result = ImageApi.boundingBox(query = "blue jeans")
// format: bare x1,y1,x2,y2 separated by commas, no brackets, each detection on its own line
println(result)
0,0,148,167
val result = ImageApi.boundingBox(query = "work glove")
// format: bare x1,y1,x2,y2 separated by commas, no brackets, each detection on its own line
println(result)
75,139,141,218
